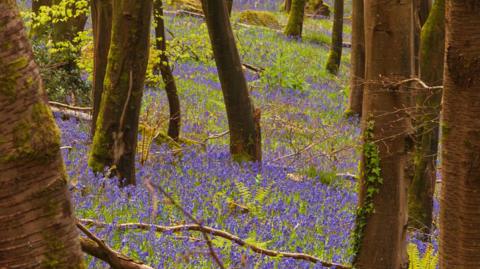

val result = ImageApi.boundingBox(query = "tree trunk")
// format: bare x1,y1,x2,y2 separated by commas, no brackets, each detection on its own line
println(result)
440,1,480,267
413,0,431,75
347,0,364,117
201,0,262,162
408,0,444,235
284,0,292,12
325,0,343,75
91,0,113,137
226,0,233,15
0,2,84,267
284,0,307,38
353,1,414,268
89,0,153,186
154,0,181,141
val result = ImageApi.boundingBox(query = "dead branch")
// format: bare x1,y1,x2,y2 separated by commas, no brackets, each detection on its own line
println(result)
77,222,154,269
392,78,443,91
79,218,351,268
48,101,92,112
242,63,265,73
50,106,92,121
146,180,226,269
164,9,204,18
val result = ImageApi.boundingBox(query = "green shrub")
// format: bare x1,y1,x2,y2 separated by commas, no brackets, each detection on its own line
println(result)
238,10,281,29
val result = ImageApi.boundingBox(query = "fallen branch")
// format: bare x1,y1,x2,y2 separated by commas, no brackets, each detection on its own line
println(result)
242,63,265,73
48,101,92,112
50,106,92,121
146,180,226,269
164,9,204,18
79,218,351,269
77,222,153,269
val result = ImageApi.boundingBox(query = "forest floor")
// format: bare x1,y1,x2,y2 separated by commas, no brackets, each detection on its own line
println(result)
51,1,438,268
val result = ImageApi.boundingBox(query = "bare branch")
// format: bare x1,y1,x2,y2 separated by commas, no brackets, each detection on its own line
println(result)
145,180,226,269
77,222,154,269
79,218,351,269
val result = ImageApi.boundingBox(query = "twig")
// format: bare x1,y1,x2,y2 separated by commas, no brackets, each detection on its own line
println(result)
79,218,351,268
203,130,229,144
77,222,154,269
391,78,443,91
242,63,265,73
145,180,226,269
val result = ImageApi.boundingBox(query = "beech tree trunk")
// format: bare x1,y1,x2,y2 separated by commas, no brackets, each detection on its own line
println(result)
284,0,292,12
0,2,84,267
201,0,262,162
154,0,181,141
353,1,414,268
226,0,233,15
440,1,480,267
413,0,431,74
347,0,364,117
91,0,113,137
325,0,343,75
284,0,307,38
89,0,153,185
408,0,444,234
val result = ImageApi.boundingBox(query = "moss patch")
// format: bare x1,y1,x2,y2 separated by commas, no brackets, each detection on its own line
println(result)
2,102,61,163
238,10,281,29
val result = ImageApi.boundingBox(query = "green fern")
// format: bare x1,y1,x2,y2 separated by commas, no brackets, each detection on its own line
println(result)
408,243,438,269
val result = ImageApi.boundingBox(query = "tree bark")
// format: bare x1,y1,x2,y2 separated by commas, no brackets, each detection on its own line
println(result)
226,0,233,15
0,2,84,267
347,0,364,117
353,1,414,268
440,1,480,267
325,0,343,75
89,0,153,186
201,0,262,162
284,0,292,12
408,0,444,234
91,0,113,137
284,0,307,38
154,0,181,141
413,0,431,74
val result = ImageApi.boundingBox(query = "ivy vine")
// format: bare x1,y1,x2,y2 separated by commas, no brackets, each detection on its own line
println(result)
352,119,383,259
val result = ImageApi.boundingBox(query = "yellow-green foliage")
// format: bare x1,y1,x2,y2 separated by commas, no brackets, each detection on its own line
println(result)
306,0,330,16
408,243,438,269
238,10,281,29
169,0,202,12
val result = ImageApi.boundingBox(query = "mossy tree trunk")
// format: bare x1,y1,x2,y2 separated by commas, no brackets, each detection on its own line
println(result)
408,0,444,235
440,1,480,267
284,0,307,38
0,2,84,267
325,0,343,75
201,0,262,162
91,0,112,137
154,0,181,141
413,0,431,74
353,0,414,268
89,0,153,186
347,0,364,117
